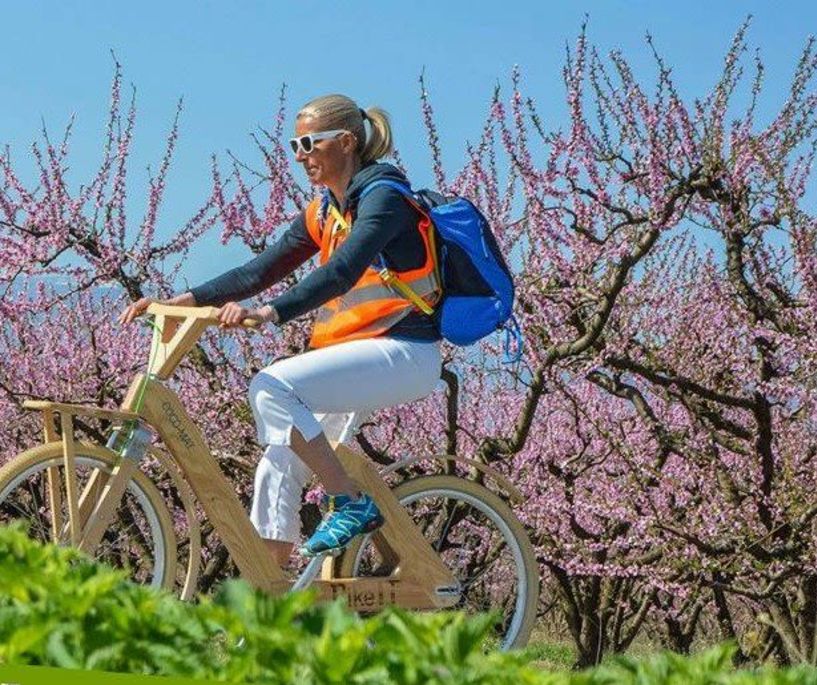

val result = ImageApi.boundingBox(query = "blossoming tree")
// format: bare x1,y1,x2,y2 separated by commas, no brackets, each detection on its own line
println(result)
2,22,817,666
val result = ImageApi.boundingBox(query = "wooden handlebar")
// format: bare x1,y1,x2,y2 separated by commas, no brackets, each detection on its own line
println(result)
145,303,262,330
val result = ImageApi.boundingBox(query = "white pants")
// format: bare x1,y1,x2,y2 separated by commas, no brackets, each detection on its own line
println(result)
247,337,442,542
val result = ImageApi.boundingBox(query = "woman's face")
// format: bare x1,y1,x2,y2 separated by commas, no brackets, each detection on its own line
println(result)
294,116,357,187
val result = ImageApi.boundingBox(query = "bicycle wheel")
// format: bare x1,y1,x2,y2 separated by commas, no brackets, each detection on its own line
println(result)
0,442,177,590
338,475,539,650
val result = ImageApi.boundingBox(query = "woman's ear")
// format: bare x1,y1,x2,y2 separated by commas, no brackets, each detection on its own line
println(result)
341,131,358,155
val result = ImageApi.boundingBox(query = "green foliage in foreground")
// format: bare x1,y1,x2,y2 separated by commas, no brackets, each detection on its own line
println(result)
550,647,817,684
1,523,817,685
0,522,538,684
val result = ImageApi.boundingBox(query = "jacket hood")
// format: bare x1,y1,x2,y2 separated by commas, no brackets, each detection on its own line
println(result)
337,162,410,214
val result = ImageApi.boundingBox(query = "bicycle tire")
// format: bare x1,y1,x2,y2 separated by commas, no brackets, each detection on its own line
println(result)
0,441,177,590
337,474,539,650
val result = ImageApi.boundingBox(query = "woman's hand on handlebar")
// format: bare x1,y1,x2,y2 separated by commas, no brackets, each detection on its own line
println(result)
118,297,156,325
117,293,196,325
217,302,278,329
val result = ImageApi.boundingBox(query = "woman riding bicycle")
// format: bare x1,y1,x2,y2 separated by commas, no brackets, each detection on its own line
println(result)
119,95,442,566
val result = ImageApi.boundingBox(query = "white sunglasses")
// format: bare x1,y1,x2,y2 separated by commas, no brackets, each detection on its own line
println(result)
289,129,349,155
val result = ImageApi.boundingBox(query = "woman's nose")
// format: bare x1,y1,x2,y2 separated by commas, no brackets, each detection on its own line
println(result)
295,148,307,163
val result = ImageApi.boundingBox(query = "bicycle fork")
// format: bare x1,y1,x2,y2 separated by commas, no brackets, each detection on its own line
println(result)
74,419,154,554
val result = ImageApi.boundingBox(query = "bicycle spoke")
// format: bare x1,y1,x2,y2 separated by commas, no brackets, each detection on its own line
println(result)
27,476,53,543
435,500,470,554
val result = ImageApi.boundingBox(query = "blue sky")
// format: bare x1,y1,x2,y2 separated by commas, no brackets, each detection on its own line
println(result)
2,1,815,287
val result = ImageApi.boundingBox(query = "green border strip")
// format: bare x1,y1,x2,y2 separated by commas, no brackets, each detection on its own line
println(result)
0,664,225,685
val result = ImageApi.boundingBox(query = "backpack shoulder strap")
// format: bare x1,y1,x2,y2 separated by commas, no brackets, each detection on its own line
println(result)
358,179,440,316
359,178,411,197
359,180,430,219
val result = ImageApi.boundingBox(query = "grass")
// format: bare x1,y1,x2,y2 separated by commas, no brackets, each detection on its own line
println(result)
521,631,576,671
519,626,672,672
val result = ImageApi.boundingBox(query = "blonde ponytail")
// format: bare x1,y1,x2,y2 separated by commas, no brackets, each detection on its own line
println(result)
297,95,394,163
360,107,393,164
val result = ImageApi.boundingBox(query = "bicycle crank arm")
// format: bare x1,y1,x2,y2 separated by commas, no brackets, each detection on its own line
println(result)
291,553,330,591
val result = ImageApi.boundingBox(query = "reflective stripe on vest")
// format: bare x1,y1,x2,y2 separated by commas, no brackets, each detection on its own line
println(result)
304,197,440,348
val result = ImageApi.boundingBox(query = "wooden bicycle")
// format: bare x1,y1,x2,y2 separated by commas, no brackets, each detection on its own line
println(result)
0,304,539,648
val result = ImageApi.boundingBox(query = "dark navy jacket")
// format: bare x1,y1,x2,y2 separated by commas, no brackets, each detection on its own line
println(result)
189,162,440,341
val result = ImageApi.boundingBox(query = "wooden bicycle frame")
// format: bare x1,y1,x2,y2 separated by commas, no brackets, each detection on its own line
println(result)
24,304,461,612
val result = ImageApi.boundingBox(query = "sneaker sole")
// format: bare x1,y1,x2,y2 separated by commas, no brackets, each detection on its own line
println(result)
298,546,344,558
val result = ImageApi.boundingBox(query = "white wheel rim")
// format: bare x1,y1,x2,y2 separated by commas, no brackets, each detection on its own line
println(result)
0,455,167,589
351,485,529,650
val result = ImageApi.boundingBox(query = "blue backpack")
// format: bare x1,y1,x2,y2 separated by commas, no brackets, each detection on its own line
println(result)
360,180,523,362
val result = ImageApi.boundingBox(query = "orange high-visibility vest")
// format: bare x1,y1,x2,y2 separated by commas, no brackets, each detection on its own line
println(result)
303,197,441,348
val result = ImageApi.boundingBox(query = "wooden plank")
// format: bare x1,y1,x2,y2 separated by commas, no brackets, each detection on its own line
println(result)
334,445,456,594
151,318,209,380
122,375,286,590
369,529,400,570
60,414,81,546
24,401,141,423
311,577,458,612
320,555,335,581
41,408,64,544
42,409,57,442
77,468,110,530
77,456,180,595
146,303,221,321
46,466,63,543
143,315,210,381
77,459,138,554
142,305,260,380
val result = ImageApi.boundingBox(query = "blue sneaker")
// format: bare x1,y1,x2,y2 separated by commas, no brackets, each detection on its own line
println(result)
299,492,384,557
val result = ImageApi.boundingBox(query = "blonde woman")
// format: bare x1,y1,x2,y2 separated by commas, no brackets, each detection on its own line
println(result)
119,95,442,564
